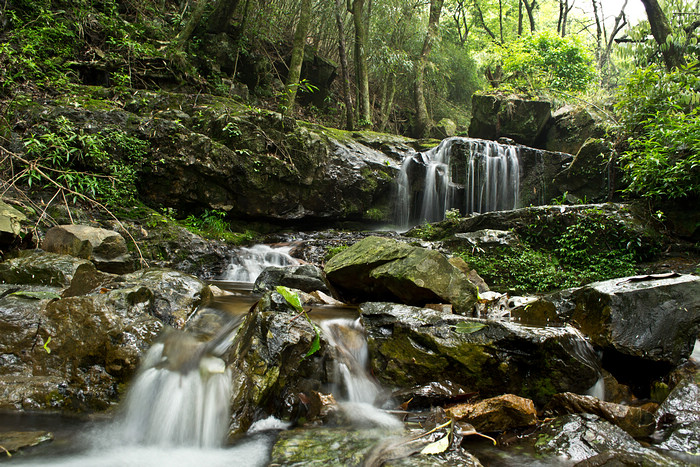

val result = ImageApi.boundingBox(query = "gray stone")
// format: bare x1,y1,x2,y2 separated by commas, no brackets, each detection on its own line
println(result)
0,200,26,237
42,224,134,274
253,264,332,295
468,94,551,147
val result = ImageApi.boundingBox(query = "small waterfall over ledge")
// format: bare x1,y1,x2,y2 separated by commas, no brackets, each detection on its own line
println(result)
396,136,520,228
223,245,298,283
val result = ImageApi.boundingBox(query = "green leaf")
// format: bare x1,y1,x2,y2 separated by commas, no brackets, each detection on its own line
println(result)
10,291,61,300
43,336,51,354
453,321,487,334
304,328,321,359
276,286,303,313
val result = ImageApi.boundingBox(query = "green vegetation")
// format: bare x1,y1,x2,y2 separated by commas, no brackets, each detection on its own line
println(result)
276,286,321,359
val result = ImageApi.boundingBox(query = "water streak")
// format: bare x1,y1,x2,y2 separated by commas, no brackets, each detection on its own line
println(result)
223,245,297,283
396,136,520,228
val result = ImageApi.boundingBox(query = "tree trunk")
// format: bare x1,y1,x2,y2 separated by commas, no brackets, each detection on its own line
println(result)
379,73,396,132
600,1,628,72
207,0,241,33
522,0,536,33
474,0,496,41
557,0,573,37
351,0,372,128
640,0,685,70
173,0,209,50
334,0,354,130
518,0,523,36
279,0,312,115
499,0,504,43
414,0,444,138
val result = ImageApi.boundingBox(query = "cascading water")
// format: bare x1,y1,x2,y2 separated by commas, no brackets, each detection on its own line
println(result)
320,318,401,429
223,245,298,283
395,136,520,228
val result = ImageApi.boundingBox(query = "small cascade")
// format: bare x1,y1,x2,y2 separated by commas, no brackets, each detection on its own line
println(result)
395,136,520,228
321,318,401,428
113,319,243,448
223,244,298,283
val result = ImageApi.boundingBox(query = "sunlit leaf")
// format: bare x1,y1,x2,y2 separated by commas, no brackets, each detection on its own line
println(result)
10,291,61,300
276,285,303,313
454,321,487,334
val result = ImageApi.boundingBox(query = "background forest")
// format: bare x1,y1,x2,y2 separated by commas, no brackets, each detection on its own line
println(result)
0,0,699,209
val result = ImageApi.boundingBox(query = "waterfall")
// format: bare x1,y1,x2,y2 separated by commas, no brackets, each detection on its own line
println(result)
395,136,520,228
223,245,298,283
320,318,401,428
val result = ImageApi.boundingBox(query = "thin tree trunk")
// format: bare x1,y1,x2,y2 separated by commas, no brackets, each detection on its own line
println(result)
518,0,523,36
280,0,312,115
334,0,354,130
601,1,628,71
522,0,536,32
351,0,371,127
379,73,396,132
208,0,242,33
173,0,209,50
414,0,444,138
474,0,496,41
499,0,504,43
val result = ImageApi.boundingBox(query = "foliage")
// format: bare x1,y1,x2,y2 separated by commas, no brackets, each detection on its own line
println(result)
19,116,147,205
615,64,700,200
487,31,596,94
183,209,230,236
324,244,348,261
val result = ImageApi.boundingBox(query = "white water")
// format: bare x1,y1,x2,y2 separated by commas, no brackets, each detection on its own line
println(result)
396,136,520,228
321,318,402,429
222,244,298,283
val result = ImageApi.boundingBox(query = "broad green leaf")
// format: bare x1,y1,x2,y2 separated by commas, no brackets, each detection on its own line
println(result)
11,291,61,300
276,286,303,313
304,328,321,359
454,321,487,334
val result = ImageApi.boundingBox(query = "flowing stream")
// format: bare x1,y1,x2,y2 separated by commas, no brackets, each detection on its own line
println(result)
396,136,520,228
222,244,298,283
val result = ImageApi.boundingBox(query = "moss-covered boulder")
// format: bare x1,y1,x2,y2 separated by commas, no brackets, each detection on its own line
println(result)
468,94,551,147
360,302,600,405
324,237,478,314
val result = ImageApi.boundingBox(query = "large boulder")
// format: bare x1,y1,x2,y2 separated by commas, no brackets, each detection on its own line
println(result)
468,94,551,147
543,105,606,155
552,138,613,202
654,375,700,457
446,394,538,432
42,224,134,274
360,302,600,405
0,255,210,411
0,200,26,250
325,237,478,314
570,274,700,384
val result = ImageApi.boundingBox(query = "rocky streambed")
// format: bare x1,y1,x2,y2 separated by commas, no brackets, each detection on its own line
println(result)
0,207,699,466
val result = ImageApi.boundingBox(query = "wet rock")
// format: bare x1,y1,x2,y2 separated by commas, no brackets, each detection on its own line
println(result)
444,229,520,251
107,267,212,327
447,257,489,294
0,430,53,454
654,375,700,457
544,105,605,156
544,392,655,437
570,274,700,383
393,381,476,408
529,414,679,465
224,290,336,435
42,224,134,274
468,94,551,147
431,118,457,139
325,237,478,314
253,264,332,295
0,251,102,296
553,139,613,203
360,302,600,405
270,426,483,467
446,394,538,432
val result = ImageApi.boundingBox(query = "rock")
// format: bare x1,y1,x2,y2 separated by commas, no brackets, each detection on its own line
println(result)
0,430,53,454
553,138,613,202
107,267,212,327
270,426,483,467
529,414,680,465
447,257,489,294
360,302,600,405
325,237,478,314
654,375,700,457
42,224,134,274
468,94,551,147
544,105,605,156
224,290,336,435
253,264,332,295
393,381,476,409
570,274,700,386
0,250,101,296
544,392,655,437
430,118,457,139
445,229,520,251
0,200,26,249
446,394,538,432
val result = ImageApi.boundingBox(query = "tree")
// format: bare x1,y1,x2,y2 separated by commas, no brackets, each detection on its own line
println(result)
522,0,537,33
350,0,372,128
280,0,313,115
414,0,445,137
640,0,686,69
557,0,574,37
334,0,354,130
